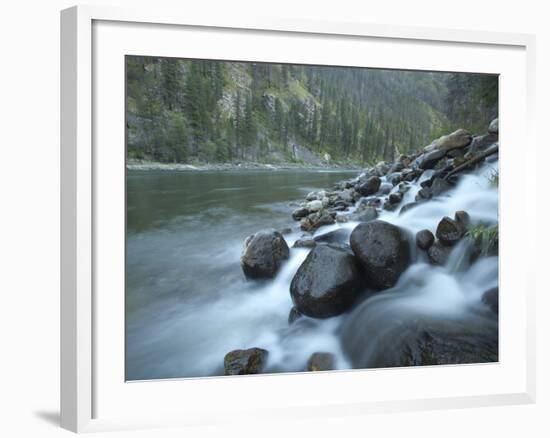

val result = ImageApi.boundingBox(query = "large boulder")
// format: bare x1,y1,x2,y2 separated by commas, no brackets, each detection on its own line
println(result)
356,176,381,196
306,352,336,371
341,315,498,369
290,244,363,318
425,129,472,153
350,220,411,289
224,348,268,375
240,229,290,279
314,228,351,245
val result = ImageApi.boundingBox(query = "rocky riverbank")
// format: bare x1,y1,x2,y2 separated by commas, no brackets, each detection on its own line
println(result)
126,159,361,172
223,119,499,376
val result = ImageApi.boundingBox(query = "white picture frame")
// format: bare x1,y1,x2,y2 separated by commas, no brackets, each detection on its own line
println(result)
60,4,537,433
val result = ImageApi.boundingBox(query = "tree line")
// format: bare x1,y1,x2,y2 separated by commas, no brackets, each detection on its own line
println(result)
126,56,497,165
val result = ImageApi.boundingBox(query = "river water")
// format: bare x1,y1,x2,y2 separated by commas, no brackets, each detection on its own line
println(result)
126,164,498,381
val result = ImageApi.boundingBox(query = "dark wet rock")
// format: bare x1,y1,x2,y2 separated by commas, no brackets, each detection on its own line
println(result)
399,202,418,215
415,187,432,202
356,176,381,196
454,211,471,230
488,118,498,135
341,316,498,369
314,228,351,245
300,210,336,233
387,172,403,185
403,169,422,182
290,244,363,318
350,220,411,290
427,240,452,265
279,227,292,235
360,197,382,208
436,217,465,246
293,237,316,248
416,149,446,170
224,348,268,375
335,215,349,223
388,161,404,174
388,192,403,205
306,352,336,371
468,134,497,155
416,229,435,251
288,307,303,324
241,229,290,279
397,182,411,193
383,200,399,211
482,287,498,314
430,177,452,196
292,207,310,220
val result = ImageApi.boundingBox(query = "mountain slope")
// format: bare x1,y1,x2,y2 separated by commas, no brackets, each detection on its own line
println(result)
126,57,496,165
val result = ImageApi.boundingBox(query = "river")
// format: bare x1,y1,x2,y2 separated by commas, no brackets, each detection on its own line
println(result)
126,169,358,380
126,164,498,380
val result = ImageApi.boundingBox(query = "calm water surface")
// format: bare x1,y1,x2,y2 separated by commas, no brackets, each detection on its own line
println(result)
126,169,356,380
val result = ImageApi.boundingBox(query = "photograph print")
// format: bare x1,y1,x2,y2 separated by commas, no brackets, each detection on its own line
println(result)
125,56,499,380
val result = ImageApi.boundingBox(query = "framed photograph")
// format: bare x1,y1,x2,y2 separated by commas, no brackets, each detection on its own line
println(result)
61,5,536,433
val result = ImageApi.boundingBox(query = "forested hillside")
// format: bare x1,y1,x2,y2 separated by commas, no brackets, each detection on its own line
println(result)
126,56,497,165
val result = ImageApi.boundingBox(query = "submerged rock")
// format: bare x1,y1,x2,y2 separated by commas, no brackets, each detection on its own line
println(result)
341,315,498,369
427,240,452,265
293,237,316,248
288,306,303,324
350,220,411,290
416,229,435,251
290,244,363,318
224,348,268,375
399,202,418,215
306,352,336,371
240,229,290,279
482,287,498,314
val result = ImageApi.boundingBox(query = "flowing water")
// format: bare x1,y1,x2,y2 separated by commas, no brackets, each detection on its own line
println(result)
126,163,498,381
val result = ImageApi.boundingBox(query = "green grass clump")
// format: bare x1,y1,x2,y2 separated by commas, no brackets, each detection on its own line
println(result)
466,224,498,256
487,169,499,188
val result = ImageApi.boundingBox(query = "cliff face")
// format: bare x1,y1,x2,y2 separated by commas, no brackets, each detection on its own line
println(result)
126,56,496,166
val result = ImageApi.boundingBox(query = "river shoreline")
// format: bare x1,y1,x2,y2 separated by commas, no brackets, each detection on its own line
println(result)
126,159,361,172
